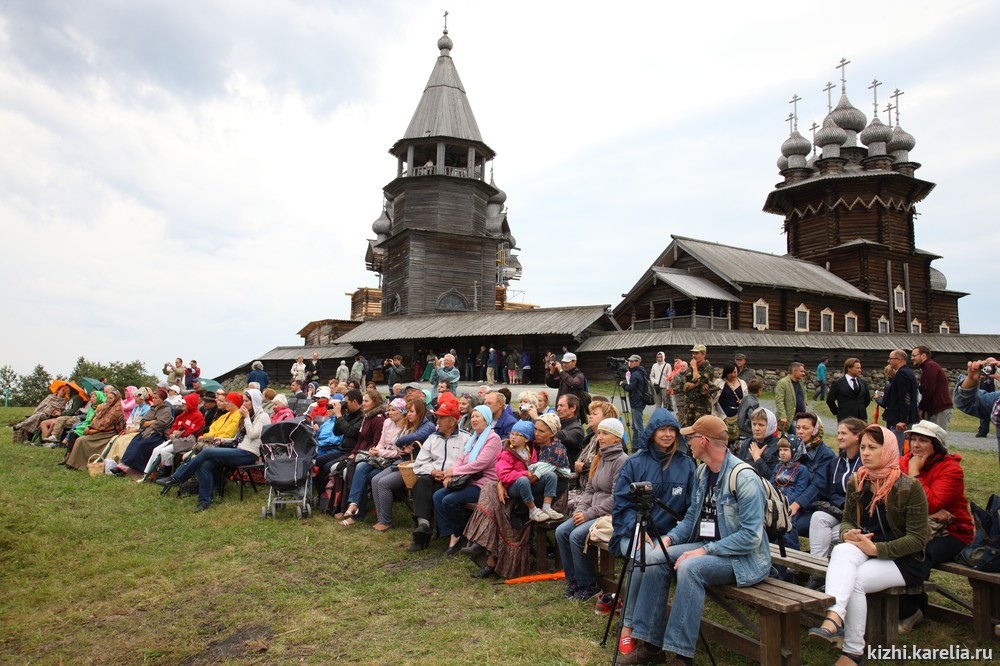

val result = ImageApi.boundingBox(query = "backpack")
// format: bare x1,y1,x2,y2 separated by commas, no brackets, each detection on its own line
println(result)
959,494,1000,573
642,375,656,406
701,461,794,557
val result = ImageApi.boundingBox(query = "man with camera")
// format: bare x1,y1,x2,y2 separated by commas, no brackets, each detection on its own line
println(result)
620,354,649,446
955,358,1000,462
429,353,460,397
545,352,589,420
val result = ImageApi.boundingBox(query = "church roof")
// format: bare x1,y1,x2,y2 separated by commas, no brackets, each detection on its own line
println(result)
400,31,486,146
651,268,741,303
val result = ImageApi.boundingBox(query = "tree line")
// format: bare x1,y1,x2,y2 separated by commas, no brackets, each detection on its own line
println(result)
0,357,158,407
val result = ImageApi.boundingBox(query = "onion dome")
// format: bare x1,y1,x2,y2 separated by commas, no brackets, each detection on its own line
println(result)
780,130,811,158
929,267,947,290
888,124,916,153
776,155,789,170
488,179,507,206
830,94,867,132
815,115,847,155
372,207,391,240
437,30,453,55
860,116,892,146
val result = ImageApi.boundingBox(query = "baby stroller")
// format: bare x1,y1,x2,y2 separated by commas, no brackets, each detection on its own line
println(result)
260,418,317,519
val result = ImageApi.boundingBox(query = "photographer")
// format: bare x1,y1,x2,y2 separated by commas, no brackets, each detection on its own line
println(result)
610,409,696,661
620,354,648,446
955,358,1000,462
545,352,589,419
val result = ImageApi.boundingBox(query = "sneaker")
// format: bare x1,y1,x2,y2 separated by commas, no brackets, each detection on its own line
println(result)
573,584,602,601
543,508,564,521
618,634,635,655
42,436,58,443
562,582,579,599
43,441,59,449
529,507,548,522
595,592,623,615
898,608,923,634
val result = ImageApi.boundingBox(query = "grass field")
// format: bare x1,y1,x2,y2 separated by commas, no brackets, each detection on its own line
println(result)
1,406,996,665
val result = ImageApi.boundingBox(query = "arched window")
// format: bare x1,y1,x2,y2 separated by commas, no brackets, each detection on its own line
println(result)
388,294,401,314
436,289,469,312
893,285,906,313
910,318,922,334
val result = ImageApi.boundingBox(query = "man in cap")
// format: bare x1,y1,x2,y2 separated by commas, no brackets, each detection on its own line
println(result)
680,345,717,428
620,354,649,446
620,415,770,666
735,353,755,383
545,351,590,420
429,353,461,397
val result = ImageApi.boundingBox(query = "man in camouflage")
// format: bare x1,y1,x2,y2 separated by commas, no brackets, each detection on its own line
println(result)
681,344,718,427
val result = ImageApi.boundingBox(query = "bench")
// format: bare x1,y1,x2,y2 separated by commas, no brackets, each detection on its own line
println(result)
531,520,619,592
932,561,1000,642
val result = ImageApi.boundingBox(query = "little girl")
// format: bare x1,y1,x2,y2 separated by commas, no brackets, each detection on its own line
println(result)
771,436,810,552
497,421,555,521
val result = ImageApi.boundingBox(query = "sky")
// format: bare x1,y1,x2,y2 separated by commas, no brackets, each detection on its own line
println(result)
2,0,997,380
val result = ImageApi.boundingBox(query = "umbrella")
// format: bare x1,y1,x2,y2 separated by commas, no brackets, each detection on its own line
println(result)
80,377,104,394
198,378,224,394
49,379,88,401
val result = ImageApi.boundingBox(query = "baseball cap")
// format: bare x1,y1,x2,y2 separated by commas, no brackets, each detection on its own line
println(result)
690,344,707,354
628,354,642,362
680,415,728,441
561,352,577,363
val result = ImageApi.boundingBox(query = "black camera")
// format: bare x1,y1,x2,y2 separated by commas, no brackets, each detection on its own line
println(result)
627,481,654,505
982,364,996,377
607,356,629,381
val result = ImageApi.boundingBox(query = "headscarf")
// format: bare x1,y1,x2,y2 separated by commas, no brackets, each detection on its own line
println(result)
855,425,901,516
751,407,778,439
122,386,137,421
90,389,124,432
73,391,107,435
536,413,562,437
239,388,264,436
510,419,535,442
464,405,494,463
389,398,408,414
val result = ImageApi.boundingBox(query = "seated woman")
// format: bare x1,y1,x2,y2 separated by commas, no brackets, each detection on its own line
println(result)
432,405,502,555
735,407,781,478
792,411,834,539
536,390,555,415
117,389,175,478
457,393,481,433
573,399,620,493
269,393,295,423
140,392,205,481
343,397,407,531
808,425,930,666
61,391,104,453
64,387,125,470
610,409,696,655
514,391,541,420
121,386,138,423
156,389,271,512
898,420,974,632
333,389,386,523
556,417,627,599
407,396,471,552
104,388,152,466
261,388,277,415
808,418,864,564
14,383,71,442
461,413,569,579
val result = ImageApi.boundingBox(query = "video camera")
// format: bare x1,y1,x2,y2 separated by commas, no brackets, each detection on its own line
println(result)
626,481,655,508
607,356,629,382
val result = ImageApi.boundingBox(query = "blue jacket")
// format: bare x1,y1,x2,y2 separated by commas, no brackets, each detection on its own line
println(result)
315,418,343,456
735,433,780,479
611,409,696,554
798,439,836,509
622,365,648,407
247,370,269,391
954,375,1000,422
396,417,436,450
824,450,862,510
771,440,810,507
667,451,772,587
492,407,518,441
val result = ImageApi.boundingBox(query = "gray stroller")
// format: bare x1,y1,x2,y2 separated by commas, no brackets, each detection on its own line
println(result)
260,418,317,519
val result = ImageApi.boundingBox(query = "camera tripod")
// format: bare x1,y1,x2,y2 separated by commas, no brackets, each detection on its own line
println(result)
609,379,632,436
600,494,716,666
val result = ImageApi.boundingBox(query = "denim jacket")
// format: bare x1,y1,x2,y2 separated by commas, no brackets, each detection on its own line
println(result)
667,451,771,586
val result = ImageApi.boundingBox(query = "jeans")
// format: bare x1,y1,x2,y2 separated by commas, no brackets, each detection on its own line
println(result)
660,542,738,658
508,474,555,505
630,406,645,448
813,383,827,401
615,537,673,648
432,484,481,537
555,517,598,588
347,462,382,518
173,447,258,506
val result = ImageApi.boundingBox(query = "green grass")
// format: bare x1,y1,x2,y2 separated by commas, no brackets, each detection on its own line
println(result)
1,407,995,665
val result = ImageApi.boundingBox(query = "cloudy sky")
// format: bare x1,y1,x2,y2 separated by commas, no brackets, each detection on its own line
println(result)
2,0,997,379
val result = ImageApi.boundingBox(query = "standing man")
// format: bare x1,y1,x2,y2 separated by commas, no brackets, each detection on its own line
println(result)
465,348,475,384
649,352,671,409
545,352,590,420
911,345,953,430
621,354,649,446
476,345,488,383
954,358,1000,461
883,349,919,453
306,352,322,385
680,345,717,428
429,353,460,397
619,415,769,666
976,373,996,438
813,357,829,401
774,362,806,433
486,348,497,385
826,357,871,422
350,355,365,384
735,353,755,383
384,355,407,394
185,360,201,391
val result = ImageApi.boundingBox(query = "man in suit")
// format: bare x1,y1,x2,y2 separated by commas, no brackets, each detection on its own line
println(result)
826,357,871,422
882,349,919,453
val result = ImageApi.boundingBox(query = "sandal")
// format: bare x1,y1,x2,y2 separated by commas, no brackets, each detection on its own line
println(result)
344,503,359,518
808,616,844,647
339,517,357,527
371,523,392,532
333,512,348,520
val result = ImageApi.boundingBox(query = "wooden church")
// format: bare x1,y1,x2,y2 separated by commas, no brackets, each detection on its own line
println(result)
615,68,966,336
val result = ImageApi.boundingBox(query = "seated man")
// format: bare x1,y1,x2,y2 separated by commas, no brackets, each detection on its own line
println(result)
287,380,311,417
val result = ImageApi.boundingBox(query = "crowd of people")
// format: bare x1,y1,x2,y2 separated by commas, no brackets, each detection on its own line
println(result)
10,346,996,666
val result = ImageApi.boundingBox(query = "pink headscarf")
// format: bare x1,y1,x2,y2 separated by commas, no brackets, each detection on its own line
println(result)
121,386,137,422
855,425,901,516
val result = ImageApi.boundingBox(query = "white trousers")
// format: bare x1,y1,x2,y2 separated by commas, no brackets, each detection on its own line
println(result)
809,510,842,558
825,542,905,655
144,442,175,474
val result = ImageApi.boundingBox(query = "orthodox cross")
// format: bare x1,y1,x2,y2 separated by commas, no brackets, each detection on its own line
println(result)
836,58,851,93
443,10,448,31
786,112,795,134
809,122,819,155
868,78,882,116
890,88,904,124
823,81,836,112
788,94,802,130
884,102,895,129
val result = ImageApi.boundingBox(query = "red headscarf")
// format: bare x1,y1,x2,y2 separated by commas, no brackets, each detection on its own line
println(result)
226,392,244,408
855,425,901,516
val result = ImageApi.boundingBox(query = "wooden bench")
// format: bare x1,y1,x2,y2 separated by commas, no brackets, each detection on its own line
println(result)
532,521,619,592
667,577,833,666
933,561,1000,642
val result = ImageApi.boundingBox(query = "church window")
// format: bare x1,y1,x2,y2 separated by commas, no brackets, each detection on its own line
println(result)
389,294,401,314
820,308,834,333
753,299,769,331
878,316,890,333
436,289,469,312
794,304,810,332
910,318,922,334
939,321,950,334
893,286,906,313
844,311,858,333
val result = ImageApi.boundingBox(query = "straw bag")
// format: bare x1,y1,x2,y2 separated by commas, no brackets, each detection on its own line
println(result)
87,454,105,477
398,447,419,488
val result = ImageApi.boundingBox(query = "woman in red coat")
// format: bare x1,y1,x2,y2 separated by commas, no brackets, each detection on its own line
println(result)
898,420,974,632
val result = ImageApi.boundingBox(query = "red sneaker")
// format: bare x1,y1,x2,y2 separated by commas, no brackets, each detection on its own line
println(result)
618,634,634,655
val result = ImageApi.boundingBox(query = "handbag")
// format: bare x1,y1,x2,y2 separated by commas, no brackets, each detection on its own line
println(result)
584,515,614,553
448,472,480,491
355,451,392,470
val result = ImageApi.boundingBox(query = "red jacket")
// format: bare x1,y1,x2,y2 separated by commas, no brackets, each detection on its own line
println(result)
169,393,205,438
495,445,537,487
917,358,953,416
900,451,974,544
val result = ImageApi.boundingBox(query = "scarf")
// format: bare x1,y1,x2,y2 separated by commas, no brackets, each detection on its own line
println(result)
752,407,778,438
73,391,106,435
91,391,124,432
121,386,137,421
464,405,494,463
855,425,901,516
